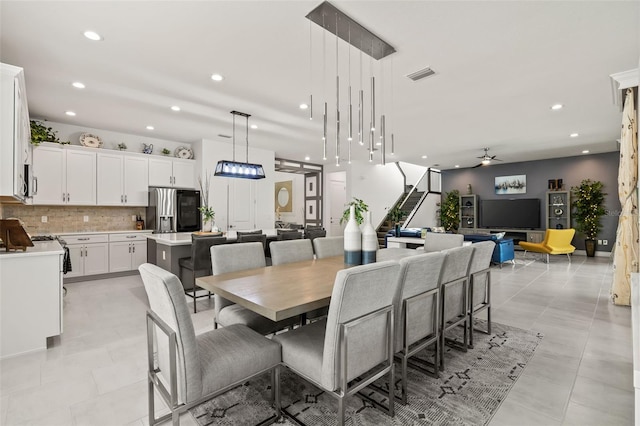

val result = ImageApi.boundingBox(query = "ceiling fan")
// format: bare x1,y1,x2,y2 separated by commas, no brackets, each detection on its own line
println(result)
472,148,503,168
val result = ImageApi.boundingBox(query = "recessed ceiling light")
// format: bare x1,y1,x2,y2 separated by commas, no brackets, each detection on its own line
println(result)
421,155,427,159
299,103,309,110
65,111,76,116
550,104,563,110
210,74,224,81
83,31,103,41
171,106,181,112
454,165,460,168
72,82,85,89
146,125,154,130
582,150,589,154
570,133,579,138
250,124,258,129
304,156,310,161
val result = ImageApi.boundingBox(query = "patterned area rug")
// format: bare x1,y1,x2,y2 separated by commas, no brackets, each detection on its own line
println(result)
190,321,542,425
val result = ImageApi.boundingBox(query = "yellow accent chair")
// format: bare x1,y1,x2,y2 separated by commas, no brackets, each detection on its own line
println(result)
518,229,576,263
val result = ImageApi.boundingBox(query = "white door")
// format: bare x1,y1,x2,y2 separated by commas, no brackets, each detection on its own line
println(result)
123,156,148,205
97,153,124,205
229,179,255,230
32,146,65,205
65,245,84,278
66,150,96,205
109,242,132,273
83,243,109,276
328,173,346,237
148,158,173,187
131,241,147,270
172,160,195,189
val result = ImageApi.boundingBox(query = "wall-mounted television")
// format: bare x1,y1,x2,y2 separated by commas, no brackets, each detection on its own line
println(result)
480,198,541,229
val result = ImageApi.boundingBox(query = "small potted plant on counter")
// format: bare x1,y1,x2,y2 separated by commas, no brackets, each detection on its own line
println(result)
117,143,127,151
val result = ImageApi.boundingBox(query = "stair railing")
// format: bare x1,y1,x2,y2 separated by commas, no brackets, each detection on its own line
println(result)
402,168,442,228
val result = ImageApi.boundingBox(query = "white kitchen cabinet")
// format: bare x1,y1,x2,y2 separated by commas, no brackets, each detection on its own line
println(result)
148,157,195,189
0,63,31,202
97,152,148,206
60,234,109,278
0,241,64,358
32,144,96,205
108,233,148,272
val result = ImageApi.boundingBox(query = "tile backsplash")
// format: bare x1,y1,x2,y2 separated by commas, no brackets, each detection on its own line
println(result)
1,205,146,234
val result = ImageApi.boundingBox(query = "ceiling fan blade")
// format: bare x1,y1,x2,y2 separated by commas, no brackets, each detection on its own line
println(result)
493,158,503,161
472,163,484,168
490,155,497,159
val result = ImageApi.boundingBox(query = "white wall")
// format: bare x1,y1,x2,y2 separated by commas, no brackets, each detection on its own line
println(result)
194,138,275,231
274,171,304,225
399,161,431,192
41,121,192,155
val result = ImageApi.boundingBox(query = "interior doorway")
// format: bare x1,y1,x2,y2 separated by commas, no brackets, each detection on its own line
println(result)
327,171,346,237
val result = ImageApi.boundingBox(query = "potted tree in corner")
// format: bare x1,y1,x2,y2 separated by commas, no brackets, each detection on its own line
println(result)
571,179,605,257
440,189,461,232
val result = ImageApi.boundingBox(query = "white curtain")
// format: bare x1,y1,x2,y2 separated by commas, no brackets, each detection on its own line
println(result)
612,88,639,306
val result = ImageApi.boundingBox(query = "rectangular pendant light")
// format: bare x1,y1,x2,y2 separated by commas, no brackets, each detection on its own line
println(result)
214,110,265,180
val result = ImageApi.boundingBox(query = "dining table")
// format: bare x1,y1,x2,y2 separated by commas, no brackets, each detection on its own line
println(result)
195,248,418,322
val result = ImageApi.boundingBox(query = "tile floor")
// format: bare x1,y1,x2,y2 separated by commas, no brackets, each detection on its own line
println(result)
0,253,633,426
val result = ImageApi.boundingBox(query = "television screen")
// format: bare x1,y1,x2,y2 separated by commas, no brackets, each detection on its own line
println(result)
480,199,540,229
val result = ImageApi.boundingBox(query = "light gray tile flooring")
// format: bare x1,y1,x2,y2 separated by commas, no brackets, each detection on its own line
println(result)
0,253,632,425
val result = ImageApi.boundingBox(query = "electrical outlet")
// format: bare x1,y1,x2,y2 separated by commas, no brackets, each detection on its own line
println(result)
598,239,603,245
83,215,89,222
41,216,47,223
603,240,608,245
162,250,166,260
132,215,137,221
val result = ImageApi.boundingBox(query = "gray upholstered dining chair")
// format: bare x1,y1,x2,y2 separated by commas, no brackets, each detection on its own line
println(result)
468,241,495,348
273,261,402,425
276,229,302,240
178,234,226,313
394,251,446,403
211,242,298,335
236,233,267,250
439,245,474,371
312,236,344,259
138,263,281,426
270,239,327,321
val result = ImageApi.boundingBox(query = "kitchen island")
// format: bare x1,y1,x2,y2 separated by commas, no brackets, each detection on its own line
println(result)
0,241,64,358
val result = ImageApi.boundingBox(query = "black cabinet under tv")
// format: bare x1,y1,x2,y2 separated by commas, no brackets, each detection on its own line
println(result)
459,228,545,248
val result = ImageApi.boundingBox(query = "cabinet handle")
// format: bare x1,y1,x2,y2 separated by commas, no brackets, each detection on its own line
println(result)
33,177,38,195
121,195,123,203
67,193,70,203
124,195,127,203
129,244,131,253
132,245,136,253
78,238,90,241
126,235,136,239
63,193,66,202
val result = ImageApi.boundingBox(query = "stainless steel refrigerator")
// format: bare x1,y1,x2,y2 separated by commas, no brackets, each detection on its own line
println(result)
147,187,201,233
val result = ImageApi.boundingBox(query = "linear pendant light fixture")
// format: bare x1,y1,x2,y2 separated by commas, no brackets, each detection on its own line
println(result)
306,1,395,164
214,110,265,179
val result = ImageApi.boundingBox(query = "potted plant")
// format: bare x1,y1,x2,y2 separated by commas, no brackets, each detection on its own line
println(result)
440,189,460,232
571,179,606,257
161,148,171,156
340,197,368,225
388,204,404,236
30,120,59,145
117,143,127,151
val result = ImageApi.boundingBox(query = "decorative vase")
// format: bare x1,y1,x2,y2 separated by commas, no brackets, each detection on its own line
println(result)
202,219,213,232
344,205,362,265
394,223,401,237
467,184,472,195
584,239,596,257
361,211,377,264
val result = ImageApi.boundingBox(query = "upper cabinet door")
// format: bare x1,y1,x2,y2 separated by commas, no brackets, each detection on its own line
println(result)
97,153,124,206
32,146,65,205
124,156,148,206
148,158,173,187
172,160,195,189
65,150,96,205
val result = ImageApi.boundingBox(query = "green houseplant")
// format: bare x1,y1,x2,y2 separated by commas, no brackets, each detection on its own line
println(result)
387,204,404,236
440,189,461,232
571,179,606,257
340,197,368,225
30,120,59,145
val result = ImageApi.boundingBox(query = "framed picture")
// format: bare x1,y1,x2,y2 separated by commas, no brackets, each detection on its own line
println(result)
495,175,526,195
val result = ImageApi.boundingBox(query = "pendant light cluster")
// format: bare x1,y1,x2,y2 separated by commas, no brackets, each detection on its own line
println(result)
214,111,266,179
305,1,396,166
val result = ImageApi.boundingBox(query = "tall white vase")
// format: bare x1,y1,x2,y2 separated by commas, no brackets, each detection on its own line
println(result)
361,211,377,264
344,205,362,265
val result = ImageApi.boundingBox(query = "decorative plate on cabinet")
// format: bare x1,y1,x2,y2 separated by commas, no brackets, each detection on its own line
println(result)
174,146,194,159
79,133,103,148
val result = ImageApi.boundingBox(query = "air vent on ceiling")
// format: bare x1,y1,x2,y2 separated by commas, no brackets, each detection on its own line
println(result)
218,134,231,139
406,67,436,82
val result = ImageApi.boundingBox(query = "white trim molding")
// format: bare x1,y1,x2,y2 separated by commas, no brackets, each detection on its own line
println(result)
610,68,639,109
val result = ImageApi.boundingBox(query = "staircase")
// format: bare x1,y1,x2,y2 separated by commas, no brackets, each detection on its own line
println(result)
377,187,425,248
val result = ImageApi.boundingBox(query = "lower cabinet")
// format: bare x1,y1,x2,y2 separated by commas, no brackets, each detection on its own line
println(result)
61,234,109,278
109,233,148,272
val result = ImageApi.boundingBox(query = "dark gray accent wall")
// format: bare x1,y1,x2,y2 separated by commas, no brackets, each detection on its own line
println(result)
441,152,621,253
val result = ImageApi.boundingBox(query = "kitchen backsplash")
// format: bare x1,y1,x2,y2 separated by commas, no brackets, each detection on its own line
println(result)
0,205,146,234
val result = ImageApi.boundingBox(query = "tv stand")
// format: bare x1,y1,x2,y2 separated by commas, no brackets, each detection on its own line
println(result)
458,228,545,248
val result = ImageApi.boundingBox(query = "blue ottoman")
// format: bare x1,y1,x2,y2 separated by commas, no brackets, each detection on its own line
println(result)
463,234,515,267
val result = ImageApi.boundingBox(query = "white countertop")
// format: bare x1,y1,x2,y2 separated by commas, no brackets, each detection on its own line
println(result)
56,230,153,236
146,229,286,246
0,241,63,258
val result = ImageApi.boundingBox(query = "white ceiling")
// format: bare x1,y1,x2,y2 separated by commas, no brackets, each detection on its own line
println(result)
1,1,638,170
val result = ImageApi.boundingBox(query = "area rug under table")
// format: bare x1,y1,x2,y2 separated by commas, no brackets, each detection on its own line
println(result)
190,321,543,425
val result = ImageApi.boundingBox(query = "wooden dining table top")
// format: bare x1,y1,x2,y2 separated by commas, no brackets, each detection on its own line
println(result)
195,248,418,322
